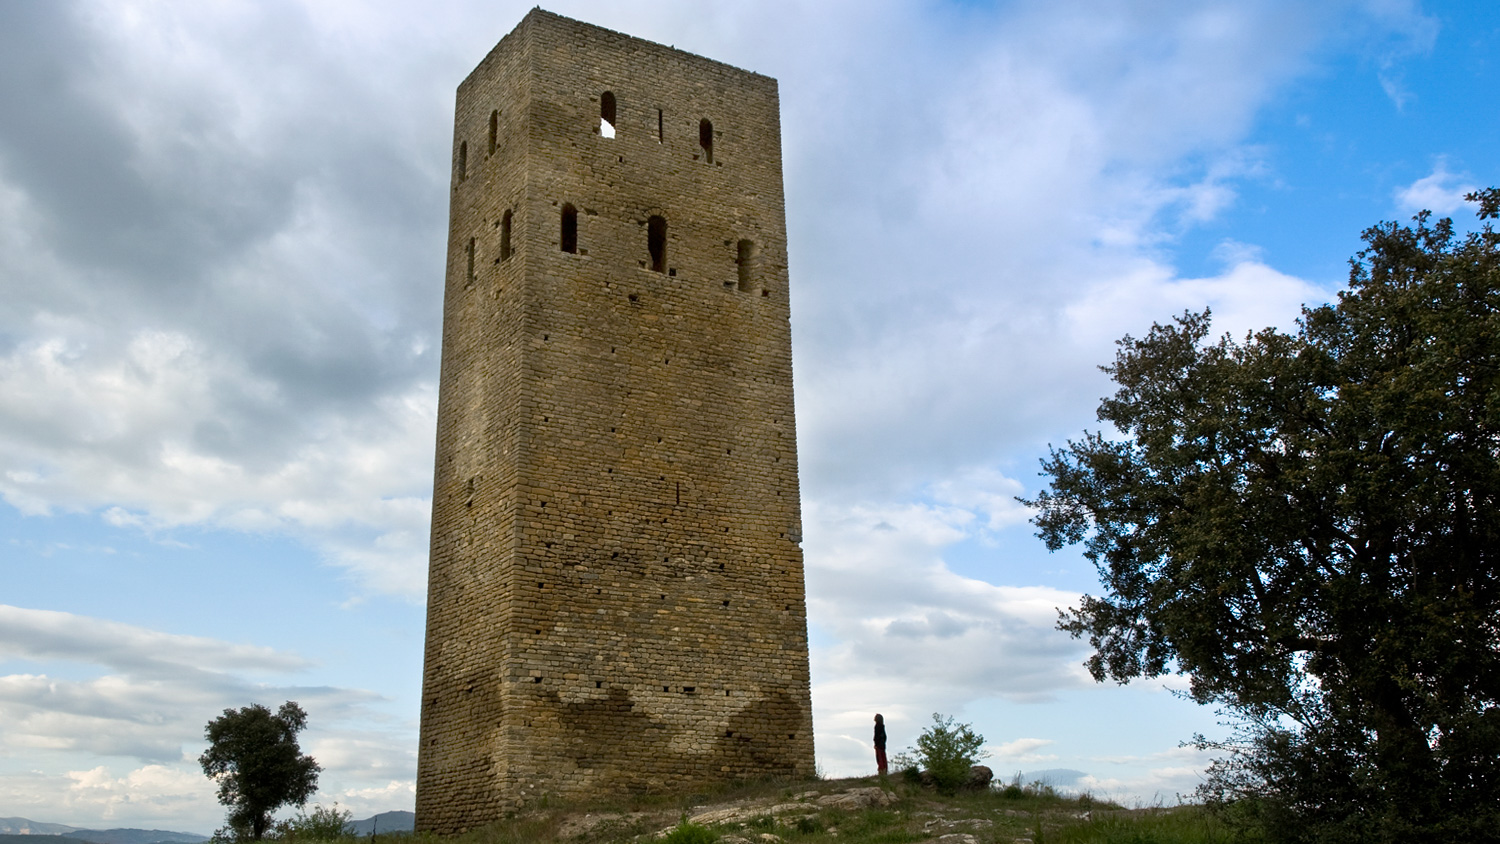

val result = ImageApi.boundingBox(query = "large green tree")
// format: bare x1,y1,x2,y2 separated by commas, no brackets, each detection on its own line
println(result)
1029,191,1500,842
200,701,321,841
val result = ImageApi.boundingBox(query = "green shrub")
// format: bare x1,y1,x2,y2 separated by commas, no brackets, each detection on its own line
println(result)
275,804,352,841
914,713,986,795
659,817,718,844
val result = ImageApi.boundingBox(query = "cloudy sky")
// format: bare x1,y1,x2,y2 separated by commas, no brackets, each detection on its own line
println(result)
1,0,1495,832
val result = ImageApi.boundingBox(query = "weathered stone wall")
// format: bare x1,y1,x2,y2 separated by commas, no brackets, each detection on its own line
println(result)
416,10,814,834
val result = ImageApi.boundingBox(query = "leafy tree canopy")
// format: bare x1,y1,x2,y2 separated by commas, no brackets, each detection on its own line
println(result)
913,713,987,795
1028,191,1500,842
200,701,321,841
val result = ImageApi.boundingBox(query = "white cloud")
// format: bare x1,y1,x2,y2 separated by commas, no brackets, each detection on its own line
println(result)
0,326,436,598
0,764,215,830
1396,160,1478,216
0,605,310,675
0,605,403,830
1065,259,1322,351
989,737,1058,764
805,494,1094,777
1077,744,1219,805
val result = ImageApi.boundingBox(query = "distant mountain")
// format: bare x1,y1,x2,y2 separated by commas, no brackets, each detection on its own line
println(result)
345,812,414,837
64,830,207,844
0,820,205,844
0,819,79,836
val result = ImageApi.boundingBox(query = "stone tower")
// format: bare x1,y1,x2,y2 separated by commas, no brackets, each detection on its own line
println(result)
416,10,814,833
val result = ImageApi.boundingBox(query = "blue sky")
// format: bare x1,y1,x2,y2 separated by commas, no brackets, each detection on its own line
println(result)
0,0,1495,832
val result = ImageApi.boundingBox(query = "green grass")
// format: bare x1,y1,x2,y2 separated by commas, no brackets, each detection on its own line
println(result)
283,777,1243,844
1052,807,1236,844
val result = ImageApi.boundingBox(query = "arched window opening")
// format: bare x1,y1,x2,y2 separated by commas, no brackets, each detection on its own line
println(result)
560,204,578,253
488,110,499,154
500,210,513,261
648,215,667,273
457,141,468,181
737,239,757,292
600,91,616,138
698,118,713,163
465,237,476,284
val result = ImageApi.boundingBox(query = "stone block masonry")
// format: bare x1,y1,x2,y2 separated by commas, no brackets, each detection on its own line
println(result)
415,9,814,834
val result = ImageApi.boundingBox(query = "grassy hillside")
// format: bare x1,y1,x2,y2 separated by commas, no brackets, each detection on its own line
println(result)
354,776,1237,844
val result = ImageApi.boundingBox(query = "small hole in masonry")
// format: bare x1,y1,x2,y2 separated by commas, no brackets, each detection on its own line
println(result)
596,681,603,688
725,730,734,737
722,600,730,607
683,687,695,694
664,686,669,692
534,677,543,684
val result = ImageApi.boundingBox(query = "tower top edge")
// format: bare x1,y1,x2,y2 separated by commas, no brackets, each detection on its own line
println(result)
460,7,779,91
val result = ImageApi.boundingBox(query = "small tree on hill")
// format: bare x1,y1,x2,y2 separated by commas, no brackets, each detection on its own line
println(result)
200,701,321,841
914,713,987,794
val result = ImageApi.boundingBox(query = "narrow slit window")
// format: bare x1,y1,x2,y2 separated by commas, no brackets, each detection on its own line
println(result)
737,239,757,291
656,108,663,143
600,91,616,138
465,237,476,284
457,141,468,181
500,210,513,261
560,204,578,253
698,118,713,163
647,215,667,272
488,110,498,154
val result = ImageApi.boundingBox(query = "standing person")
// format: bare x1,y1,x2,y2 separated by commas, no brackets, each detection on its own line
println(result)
873,713,888,776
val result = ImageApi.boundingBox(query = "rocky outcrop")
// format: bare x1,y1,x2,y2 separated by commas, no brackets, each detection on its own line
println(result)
917,765,995,791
